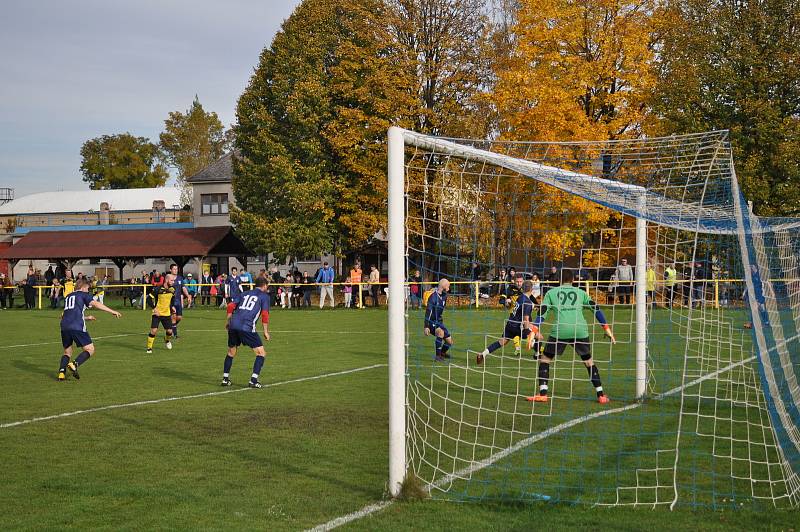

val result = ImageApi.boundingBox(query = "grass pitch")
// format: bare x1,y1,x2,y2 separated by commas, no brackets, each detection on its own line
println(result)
0,302,796,530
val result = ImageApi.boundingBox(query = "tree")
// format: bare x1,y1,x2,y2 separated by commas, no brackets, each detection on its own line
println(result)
159,96,229,205
487,0,658,262
651,0,800,216
80,134,168,190
233,0,419,261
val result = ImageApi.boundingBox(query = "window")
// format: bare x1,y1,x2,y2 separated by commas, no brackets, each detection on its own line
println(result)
201,193,229,216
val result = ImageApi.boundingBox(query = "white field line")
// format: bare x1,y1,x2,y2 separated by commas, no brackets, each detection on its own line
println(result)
306,355,758,531
0,364,386,429
0,330,383,350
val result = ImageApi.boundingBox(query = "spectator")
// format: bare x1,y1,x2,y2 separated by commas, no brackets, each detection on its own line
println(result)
151,270,164,288
216,273,227,308
615,258,634,305
368,265,380,307
468,261,481,306
284,270,294,309
495,268,507,297
185,273,198,307
607,273,618,305
349,261,363,308
302,271,313,307
200,270,214,306
531,273,542,304
664,264,677,308
646,262,656,307
44,265,55,286
127,277,142,307
291,271,303,308
316,261,335,308
240,269,253,288
343,276,353,308
94,275,109,304
408,269,423,309
270,266,282,306
50,278,63,309
544,266,559,298
24,267,36,309
0,273,7,309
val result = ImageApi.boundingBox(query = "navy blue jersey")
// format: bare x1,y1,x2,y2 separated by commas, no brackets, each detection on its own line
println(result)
61,291,94,331
425,290,447,324
172,275,185,306
229,289,270,333
228,275,242,298
509,293,534,324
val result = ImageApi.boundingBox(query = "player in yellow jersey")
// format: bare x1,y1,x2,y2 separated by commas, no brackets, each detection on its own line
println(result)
146,274,176,353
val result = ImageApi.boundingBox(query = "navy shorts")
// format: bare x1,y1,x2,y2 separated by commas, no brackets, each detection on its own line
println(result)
61,329,92,349
150,315,173,330
228,329,263,349
425,321,450,338
503,322,523,340
173,305,183,317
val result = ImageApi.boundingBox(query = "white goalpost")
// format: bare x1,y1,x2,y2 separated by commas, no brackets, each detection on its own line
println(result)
387,126,800,508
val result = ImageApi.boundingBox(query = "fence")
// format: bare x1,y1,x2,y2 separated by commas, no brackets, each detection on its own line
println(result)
0,278,750,310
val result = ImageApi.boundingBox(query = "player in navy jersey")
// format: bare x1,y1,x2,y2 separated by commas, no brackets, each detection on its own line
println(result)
424,278,452,361
227,267,242,302
58,278,122,381
168,264,192,338
477,280,536,365
221,276,271,388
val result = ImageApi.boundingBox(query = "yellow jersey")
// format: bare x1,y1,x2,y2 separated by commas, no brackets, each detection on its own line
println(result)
63,279,75,297
152,286,176,316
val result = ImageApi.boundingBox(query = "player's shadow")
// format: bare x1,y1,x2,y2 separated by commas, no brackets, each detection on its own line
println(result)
151,366,201,383
12,359,54,379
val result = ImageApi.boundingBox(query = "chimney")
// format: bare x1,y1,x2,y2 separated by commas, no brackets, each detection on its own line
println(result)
99,202,110,225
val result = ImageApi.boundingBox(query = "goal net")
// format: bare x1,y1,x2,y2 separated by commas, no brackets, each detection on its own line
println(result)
386,127,800,509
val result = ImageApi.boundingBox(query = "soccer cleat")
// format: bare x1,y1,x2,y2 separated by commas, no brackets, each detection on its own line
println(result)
526,394,549,403
146,348,153,354
527,334,535,351
58,371,66,381
67,361,80,380
221,377,232,387
165,341,173,350
514,345,521,356
248,380,262,389
598,395,610,404
476,353,484,365
513,336,521,350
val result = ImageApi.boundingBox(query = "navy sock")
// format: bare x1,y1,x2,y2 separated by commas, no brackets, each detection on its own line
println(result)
487,341,502,354
435,337,443,357
172,325,178,336
59,355,70,372
223,355,234,376
441,343,451,357
251,356,265,382
538,361,550,395
75,351,90,367
587,364,604,396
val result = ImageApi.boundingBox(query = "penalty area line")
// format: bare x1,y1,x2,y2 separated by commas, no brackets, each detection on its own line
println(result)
307,355,758,531
0,363,386,430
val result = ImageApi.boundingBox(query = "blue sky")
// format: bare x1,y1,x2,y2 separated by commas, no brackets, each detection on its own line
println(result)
0,0,299,197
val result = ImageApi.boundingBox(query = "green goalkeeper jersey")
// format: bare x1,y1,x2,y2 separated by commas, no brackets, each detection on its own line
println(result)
539,283,592,339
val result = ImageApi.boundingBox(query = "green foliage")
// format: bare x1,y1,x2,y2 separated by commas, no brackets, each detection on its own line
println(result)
159,96,229,205
79,133,168,190
652,0,800,216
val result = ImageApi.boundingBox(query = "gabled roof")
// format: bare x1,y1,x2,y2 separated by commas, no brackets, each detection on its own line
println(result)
0,188,183,215
186,152,234,184
0,227,250,260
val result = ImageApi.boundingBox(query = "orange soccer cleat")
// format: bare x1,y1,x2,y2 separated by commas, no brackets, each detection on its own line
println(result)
526,394,549,403
598,395,610,404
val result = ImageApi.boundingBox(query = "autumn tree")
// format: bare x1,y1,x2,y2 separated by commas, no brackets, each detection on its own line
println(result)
233,0,417,262
159,96,229,205
651,0,800,216
80,133,168,190
489,0,658,264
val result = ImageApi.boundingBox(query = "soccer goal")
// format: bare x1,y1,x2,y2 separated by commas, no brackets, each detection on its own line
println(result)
386,126,800,508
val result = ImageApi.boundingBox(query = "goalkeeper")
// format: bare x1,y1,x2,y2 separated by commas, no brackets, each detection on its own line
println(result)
526,269,615,404
476,280,536,365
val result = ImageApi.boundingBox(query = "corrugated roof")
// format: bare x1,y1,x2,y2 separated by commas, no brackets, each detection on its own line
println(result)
0,187,183,215
0,227,251,260
185,152,234,184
